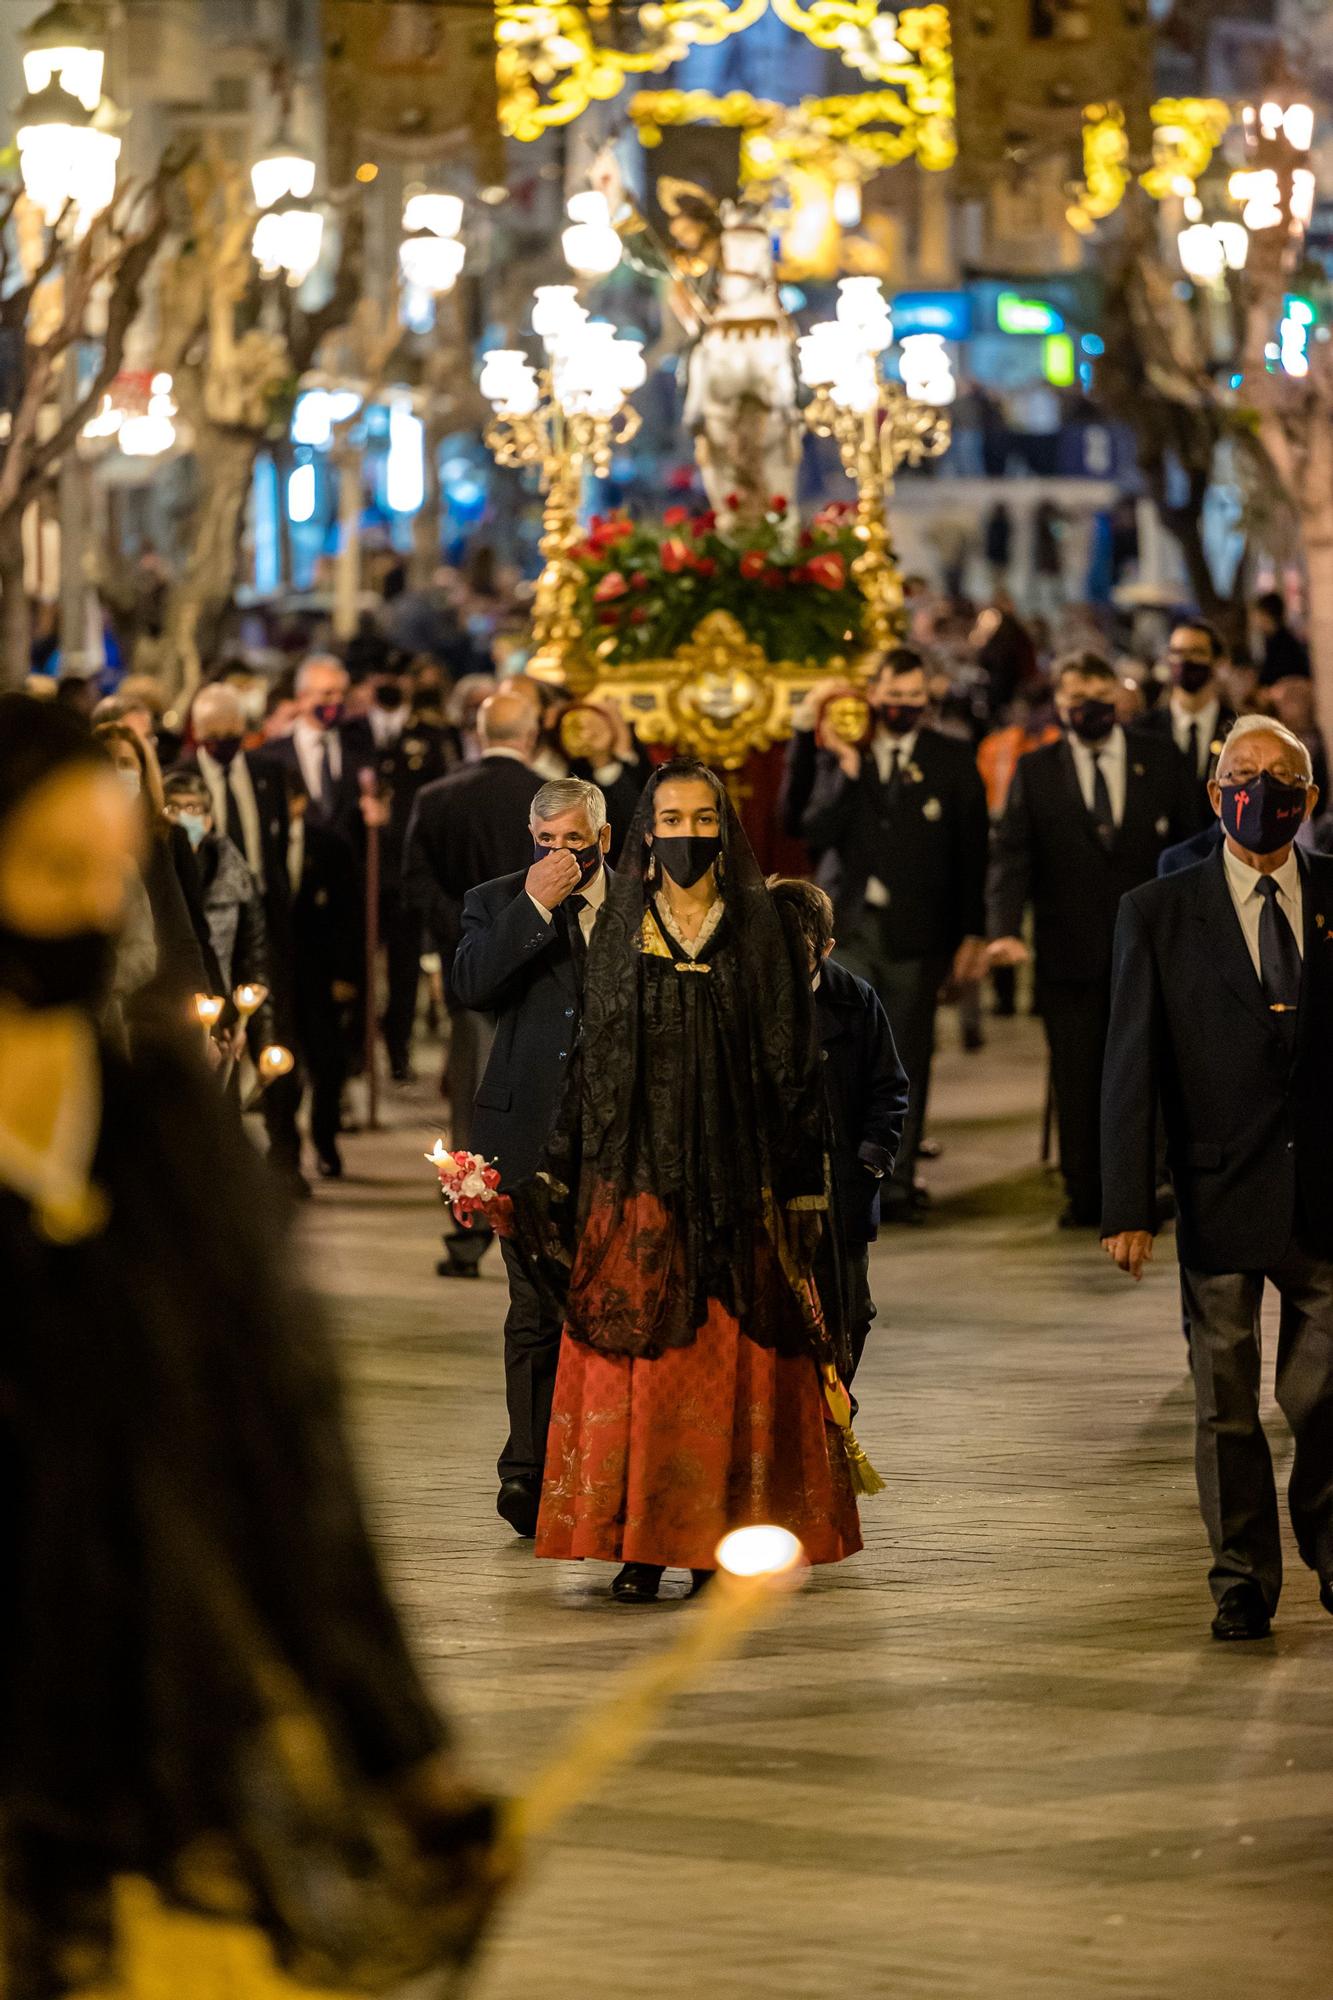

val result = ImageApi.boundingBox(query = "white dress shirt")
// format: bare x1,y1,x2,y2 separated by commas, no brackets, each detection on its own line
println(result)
292,719,341,802
1170,694,1221,779
1067,725,1126,827
197,746,264,887
369,706,406,751
528,857,608,944
865,728,918,909
1222,841,1304,981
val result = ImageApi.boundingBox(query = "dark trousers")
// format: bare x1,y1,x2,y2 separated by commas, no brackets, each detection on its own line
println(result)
813,1233,877,1385
1181,1240,1333,1611
259,1069,302,1173
498,1237,564,1485
1038,972,1111,1222
846,1242,876,1382
838,913,948,1196
295,994,347,1160
381,885,421,1068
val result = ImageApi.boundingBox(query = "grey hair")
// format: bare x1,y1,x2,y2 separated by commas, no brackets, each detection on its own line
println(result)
1218,712,1314,782
294,653,348,695
530,776,607,836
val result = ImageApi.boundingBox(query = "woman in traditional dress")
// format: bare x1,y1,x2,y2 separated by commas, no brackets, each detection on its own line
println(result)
0,697,498,1999
532,761,863,1602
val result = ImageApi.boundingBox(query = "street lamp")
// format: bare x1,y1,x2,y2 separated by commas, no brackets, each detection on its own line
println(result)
21,0,106,112
398,190,466,296
480,298,644,678
16,77,120,231
250,129,323,286
561,190,622,278
798,280,950,651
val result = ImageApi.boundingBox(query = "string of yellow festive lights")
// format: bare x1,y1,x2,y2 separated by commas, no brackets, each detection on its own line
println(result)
1068,95,1234,232
495,0,949,140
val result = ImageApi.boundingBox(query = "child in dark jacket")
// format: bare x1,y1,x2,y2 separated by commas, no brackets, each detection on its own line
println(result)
771,878,909,1380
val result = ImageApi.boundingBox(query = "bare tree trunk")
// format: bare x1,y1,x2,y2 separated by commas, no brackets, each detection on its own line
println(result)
164,428,261,696
0,511,31,689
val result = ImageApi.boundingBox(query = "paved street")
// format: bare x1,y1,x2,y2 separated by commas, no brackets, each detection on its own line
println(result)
302,1016,1333,2000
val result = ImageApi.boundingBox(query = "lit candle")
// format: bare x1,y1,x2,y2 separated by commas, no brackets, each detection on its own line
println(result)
232,982,269,1018
257,1044,295,1083
193,993,225,1029
508,1526,806,1847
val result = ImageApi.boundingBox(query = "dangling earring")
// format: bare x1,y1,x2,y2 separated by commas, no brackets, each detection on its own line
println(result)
645,845,658,886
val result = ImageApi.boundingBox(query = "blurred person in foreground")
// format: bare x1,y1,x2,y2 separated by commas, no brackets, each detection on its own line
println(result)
1101,714,1333,1641
988,652,1189,1227
528,764,863,1603
0,696,499,2000
769,879,908,1382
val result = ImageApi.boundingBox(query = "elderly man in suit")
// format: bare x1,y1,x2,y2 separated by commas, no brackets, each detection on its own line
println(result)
403,690,542,1276
800,645,989,1221
1102,713,1333,1640
261,655,377,845
988,650,1190,1227
451,777,611,1537
1134,618,1237,831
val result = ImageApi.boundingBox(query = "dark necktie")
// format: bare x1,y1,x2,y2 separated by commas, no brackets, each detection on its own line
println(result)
225,772,246,853
561,893,588,977
1091,753,1115,849
883,745,903,808
312,735,331,816
1256,876,1302,1039
1186,721,1200,779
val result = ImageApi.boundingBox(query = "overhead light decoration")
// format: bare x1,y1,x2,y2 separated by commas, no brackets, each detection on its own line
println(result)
250,133,317,211
1068,96,1232,233
119,372,177,457
251,129,323,285
899,331,956,405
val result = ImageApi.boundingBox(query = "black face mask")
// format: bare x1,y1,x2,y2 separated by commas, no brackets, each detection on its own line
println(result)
1062,698,1117,745
313,701,344,730
652,833,723,889
1170,657,1213,696
1218,772,1309,855
532,837,603,886
0,923,116,1013
202,734,243,768
877,702,926,735
374,684,406,712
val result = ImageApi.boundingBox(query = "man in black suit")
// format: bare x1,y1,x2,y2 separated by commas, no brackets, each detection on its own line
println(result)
450,776,612,1536
1254,589,1311,685
1102,714,1333,1641
1134,618,1236,830
260,655,377,846
181,681,305,1192
286,786,362,1181
403,690,543,1275
800,646,989,1220
988,650,1189,1227
365,673,452,1080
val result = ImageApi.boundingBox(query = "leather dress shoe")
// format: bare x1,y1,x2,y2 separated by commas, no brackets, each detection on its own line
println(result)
611,1562,664,1603
316,1149,343,1180
436,1258,481,1280
688,1570,714,1597
496,1478,540,1539
1319,1578,1333,1617
1058,1203,1099,1230
1211,1582,1272,1641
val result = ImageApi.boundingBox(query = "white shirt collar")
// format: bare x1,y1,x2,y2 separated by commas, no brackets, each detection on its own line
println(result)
1223,839,1302,906
577,862,608,907
1067,723,1124,766
872,727,918,779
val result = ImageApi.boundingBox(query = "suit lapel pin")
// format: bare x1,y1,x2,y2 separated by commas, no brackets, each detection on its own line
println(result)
922,796,942,820
1155,815,1168,835
1132,763,1145,777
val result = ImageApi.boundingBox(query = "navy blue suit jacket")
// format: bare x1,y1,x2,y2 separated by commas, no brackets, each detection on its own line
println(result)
450,868,604,1188
1101,846,1333,1270
817,956,909,1241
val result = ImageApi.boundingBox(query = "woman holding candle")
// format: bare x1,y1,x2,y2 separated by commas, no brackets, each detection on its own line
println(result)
0,697,500,1997
530,761,863,1602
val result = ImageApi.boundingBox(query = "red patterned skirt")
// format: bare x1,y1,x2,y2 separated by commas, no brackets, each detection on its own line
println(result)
535,1298,863,1572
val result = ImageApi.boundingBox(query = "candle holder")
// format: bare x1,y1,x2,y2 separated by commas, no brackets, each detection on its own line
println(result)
233,981,269,1019
257,1044,295,1084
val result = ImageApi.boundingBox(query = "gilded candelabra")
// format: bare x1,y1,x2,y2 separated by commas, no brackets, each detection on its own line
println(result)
481,294,644,681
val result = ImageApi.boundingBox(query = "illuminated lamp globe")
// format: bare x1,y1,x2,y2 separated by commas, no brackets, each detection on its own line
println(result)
1177,221,1225,285
399,232,465,295
16,79,119,227
22,0,106,111
252,205,325,286
403,191,463,239
561,191,621,277
251,132,316,212
532,284,587,348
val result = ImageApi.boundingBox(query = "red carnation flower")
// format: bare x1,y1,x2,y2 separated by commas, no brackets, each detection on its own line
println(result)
694,555,716,578
630,570,648,589
663,504,689,527
806,551,847,590
692,510,717,535
596,607,621,626
594,570,629,602
661,538,691,573
769,493,789,514
725,491,742,509
629,606,648,624
739,550,767,581
760,566,784,589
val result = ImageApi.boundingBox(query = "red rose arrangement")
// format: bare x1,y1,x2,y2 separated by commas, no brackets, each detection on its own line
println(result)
426,1142,512,1233
571,498,864,667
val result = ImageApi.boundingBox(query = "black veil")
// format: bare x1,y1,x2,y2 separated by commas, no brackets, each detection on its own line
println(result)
528,761,830,1361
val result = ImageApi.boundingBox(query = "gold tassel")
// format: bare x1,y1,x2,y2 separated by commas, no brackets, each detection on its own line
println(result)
841,1428,886,1498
